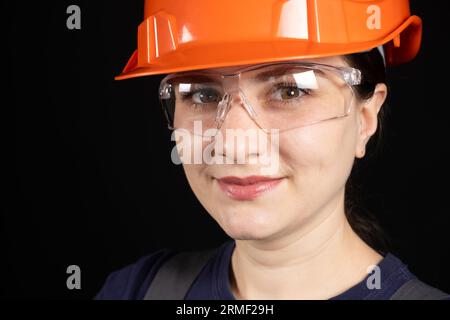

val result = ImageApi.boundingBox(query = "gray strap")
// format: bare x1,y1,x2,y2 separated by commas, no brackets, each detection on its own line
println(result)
143,248,216,300
390,278,450,300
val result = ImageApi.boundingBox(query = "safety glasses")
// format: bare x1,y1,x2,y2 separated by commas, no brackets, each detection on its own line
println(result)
159,61,362,136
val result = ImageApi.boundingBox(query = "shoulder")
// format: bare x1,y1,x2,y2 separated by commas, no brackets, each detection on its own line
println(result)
384,254,450,300
390,277,450,300
94,248,177,300
333,252,450,300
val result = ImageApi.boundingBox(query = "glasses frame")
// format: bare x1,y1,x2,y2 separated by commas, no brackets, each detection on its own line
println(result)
159,61,362,133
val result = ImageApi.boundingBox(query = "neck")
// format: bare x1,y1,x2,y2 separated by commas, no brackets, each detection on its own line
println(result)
229,190,383,299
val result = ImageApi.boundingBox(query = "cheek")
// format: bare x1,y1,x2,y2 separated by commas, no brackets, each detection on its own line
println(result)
279,119,357,192
182,163,208,198
174,133,213,199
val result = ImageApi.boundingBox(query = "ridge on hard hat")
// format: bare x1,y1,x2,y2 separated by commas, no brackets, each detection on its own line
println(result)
115,0,422,80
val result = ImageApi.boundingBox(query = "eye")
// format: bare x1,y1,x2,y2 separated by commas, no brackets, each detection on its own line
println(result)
279,86,301,100
272,82,308,101
183,88,222,104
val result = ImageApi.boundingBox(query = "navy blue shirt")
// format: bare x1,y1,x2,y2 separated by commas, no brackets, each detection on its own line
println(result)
94,239,446,300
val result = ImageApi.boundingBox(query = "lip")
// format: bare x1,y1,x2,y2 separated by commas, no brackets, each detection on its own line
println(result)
215,175,285,201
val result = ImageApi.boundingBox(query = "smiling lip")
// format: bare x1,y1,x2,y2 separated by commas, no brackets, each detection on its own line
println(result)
216,175,285,200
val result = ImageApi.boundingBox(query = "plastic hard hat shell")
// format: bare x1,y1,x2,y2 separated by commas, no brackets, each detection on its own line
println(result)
115,0,422,80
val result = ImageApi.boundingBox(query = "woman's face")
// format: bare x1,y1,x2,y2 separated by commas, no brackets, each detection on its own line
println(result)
177,56,385,242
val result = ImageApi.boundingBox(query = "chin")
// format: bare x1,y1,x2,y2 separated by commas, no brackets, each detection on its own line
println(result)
216,207,278,241
224,226,272,241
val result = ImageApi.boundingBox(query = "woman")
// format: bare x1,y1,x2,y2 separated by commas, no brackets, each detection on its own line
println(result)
96,0,449,300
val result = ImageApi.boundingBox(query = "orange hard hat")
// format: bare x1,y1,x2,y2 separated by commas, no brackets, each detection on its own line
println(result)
115,0,422,80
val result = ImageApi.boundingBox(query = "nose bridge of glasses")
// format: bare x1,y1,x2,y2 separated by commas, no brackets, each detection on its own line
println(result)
216,74,260,125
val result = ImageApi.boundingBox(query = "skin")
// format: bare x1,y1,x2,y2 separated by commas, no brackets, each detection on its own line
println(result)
176,55,388,299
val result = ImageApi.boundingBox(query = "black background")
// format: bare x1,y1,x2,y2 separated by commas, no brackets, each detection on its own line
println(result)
4,0,450,299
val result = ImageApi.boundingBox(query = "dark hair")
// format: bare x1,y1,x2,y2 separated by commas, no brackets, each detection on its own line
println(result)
343,48,391,255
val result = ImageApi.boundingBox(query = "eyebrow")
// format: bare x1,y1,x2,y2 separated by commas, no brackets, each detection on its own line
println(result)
249,66,286,81
252,65,324,81
169,73,221,84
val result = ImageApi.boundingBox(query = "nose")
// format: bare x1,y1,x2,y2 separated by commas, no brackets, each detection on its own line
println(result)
213,91,266,163
220,92,259,129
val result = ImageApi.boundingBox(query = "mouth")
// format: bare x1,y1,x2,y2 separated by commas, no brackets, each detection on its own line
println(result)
215,175,285,201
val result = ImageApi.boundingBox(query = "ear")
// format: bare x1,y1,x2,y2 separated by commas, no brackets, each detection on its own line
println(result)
355,83,388,158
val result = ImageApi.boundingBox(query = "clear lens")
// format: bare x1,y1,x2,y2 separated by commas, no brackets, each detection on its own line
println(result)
159,63,358,135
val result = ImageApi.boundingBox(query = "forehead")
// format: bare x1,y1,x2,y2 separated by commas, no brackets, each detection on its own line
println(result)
203,56,346,74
